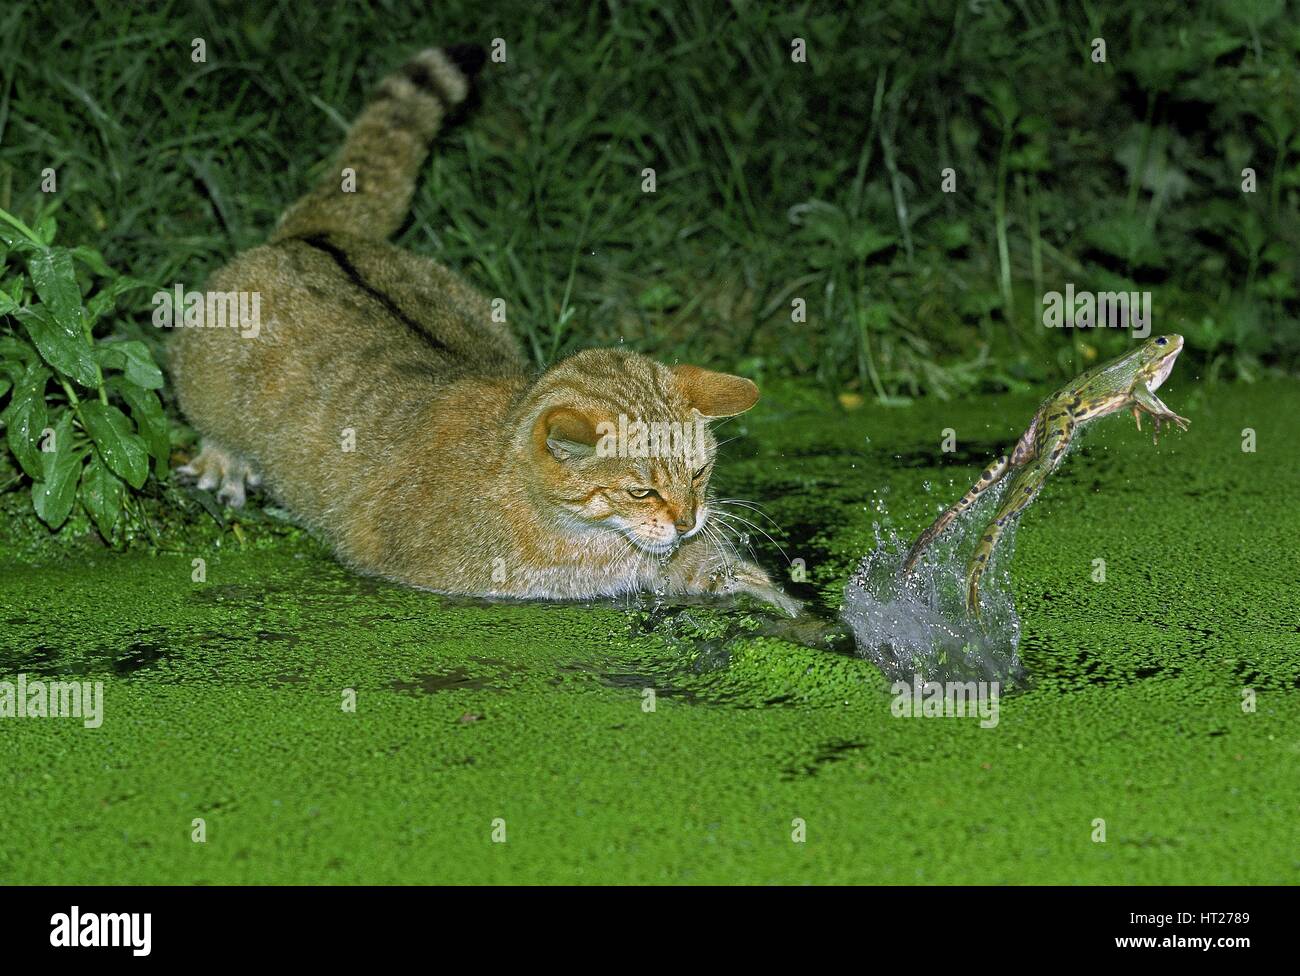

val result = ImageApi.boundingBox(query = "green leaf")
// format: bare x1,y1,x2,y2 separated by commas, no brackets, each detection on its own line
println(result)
69,245,114,278
940,220,972,252
0,224,40,254
80,400,148,488
28,247,84,334
34,216,57,246
110,377,170,476
188,487,226,528
86,275,149,326
80,451,124,539
636,283,684,310
978,80,1020,130
16,304,101,388
0,334,35,365
96,340,164,389
4,360,50,478
0,289,17,316
0,337,34,386
850,227,897,261
1082,215,1162,268
31,412,82,529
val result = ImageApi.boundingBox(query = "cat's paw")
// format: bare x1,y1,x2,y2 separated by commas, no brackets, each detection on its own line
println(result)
666,542,802,617
177,441,261,508
731,560,803,618
754,585,804,619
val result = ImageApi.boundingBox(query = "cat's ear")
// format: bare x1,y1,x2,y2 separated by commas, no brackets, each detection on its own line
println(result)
671,365,759,418
536,407,601,462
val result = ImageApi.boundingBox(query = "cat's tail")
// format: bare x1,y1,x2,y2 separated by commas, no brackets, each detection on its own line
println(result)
272,45,486,243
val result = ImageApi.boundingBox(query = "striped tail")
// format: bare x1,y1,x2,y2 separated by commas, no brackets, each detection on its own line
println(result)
272,45,486,243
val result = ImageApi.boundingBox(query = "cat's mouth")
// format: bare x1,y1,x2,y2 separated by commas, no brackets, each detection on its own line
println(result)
623,514,708,554
614,511,707,555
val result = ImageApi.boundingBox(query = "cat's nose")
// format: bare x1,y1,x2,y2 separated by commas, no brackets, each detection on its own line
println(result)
673,510,696,533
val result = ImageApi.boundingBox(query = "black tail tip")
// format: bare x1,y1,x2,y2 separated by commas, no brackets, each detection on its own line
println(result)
444,44,487,79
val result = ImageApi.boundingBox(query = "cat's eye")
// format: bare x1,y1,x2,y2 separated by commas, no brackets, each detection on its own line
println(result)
627,487,658,500
692,464,711,482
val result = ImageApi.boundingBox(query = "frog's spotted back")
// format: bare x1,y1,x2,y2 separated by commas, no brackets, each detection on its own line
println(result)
902,340,1189,614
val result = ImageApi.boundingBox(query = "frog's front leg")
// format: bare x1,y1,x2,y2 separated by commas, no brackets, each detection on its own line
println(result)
1131,385,1189,441
966,426,1071,615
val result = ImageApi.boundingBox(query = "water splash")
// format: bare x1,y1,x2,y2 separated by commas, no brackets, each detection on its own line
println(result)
841,483,1023,685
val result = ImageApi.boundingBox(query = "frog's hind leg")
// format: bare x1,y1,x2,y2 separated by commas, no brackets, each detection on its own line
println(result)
902,454,1010,575
965,460,1054,615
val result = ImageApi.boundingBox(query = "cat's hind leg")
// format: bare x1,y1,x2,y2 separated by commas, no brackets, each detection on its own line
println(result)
177,440,261,508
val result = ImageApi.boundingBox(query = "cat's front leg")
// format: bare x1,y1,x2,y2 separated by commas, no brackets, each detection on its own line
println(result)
664,540,802,617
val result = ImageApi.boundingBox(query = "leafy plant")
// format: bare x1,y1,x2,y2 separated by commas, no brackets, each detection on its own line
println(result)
0,205,167,539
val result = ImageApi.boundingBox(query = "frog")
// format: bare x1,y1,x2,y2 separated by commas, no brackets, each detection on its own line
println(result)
901,334,1190,615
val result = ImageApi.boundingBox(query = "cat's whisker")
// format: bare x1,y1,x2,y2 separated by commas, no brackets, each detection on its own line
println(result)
710,509,790,564
714,498,786,532
609,532,641,563
715,496,774,515
705,515,760,567
700,523,734,572
588,523,645,565
714,499,793,560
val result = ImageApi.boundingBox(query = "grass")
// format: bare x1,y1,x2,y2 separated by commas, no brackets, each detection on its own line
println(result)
1,0,1297,418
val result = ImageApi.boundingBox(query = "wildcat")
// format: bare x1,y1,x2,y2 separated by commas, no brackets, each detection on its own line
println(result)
169,45,799,616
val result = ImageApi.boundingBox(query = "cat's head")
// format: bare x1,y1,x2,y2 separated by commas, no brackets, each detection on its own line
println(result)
519,350,758,554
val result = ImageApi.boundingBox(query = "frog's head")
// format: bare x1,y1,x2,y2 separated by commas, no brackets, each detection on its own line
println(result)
1135,334,1183,392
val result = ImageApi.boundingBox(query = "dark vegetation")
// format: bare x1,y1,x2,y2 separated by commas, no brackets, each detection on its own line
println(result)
1,0,1296,543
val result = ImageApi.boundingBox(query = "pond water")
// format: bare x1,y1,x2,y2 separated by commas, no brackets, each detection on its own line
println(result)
1,379,1296,884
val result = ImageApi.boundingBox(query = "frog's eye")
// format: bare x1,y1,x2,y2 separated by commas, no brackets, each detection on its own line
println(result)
1156,337,1168,346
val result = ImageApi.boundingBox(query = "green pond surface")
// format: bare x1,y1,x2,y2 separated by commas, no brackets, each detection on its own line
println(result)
2,379,1297,884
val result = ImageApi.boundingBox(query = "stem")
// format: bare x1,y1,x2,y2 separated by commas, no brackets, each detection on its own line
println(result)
57,377,95,436
855,266,886,402
995,127,1013,320
1027,176,1043,301
879,109,913,265
1127,93,1157,216
0,205,44,246
58,377,81,408
1271,142,1285,221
